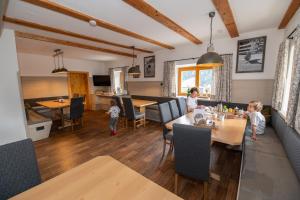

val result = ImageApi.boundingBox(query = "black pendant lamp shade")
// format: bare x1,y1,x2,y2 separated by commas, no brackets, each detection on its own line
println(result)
128,46,140,77
128,65,141,75
52,49,68,74
197,12,223,67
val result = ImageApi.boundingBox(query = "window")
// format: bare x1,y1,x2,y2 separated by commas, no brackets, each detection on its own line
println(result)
280,42,295,116
113,70,124,93
177,66,213,96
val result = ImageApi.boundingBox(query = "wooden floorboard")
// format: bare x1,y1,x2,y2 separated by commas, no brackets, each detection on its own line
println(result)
34,110,241,200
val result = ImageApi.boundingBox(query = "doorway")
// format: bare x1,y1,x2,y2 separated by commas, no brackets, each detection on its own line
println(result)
67,71,90,110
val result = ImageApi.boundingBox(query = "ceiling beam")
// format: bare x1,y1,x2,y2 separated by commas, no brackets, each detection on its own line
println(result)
211,0,239,38
278,0,300,29
15,31,136,58
4,16,153,53
123,0,202,45
21,0,175,49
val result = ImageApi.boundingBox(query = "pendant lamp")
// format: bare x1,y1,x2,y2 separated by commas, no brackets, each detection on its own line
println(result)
128,46,140,78
197,12,223,67
52,49,68,74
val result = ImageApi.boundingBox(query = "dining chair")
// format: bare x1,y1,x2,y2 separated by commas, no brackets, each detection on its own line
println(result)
114,96,126,127
65,97,84,131
177,97,187,116
168,100,180,119
158,102,174,156
0,139,41,200
122,97,146,129
173,123,211,200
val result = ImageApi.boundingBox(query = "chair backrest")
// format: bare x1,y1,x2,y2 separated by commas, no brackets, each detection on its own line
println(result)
122,97,136,120
173,123,211,181
70,97,84,120
178,97,187,116
158,102,173,124
168,100,180,119
0,139,41,199
114,96,125,117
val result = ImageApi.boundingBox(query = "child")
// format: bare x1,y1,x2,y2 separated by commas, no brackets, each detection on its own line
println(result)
107,100,120,136
245,100,266,141
187,87,200,112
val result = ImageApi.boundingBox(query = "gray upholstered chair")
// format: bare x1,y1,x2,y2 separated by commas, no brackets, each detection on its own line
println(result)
0,139,41,199
122,97,145,129
168,100,180,119
177,97,187,116
173,123,211,200
158,102,174,156
64,97,84,131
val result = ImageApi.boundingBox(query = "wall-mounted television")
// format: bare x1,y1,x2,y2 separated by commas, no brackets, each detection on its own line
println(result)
93,75,111,86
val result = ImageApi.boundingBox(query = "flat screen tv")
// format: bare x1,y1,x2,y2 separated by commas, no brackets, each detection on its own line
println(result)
93,75,111,86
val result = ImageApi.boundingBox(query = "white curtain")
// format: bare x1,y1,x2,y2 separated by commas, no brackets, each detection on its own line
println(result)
272,40,290,110
162,61,176,97
109,68,115,93
286,29,300,132
212,54,233,102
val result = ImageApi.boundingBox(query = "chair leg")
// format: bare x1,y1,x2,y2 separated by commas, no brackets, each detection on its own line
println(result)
143,115,146,127
174,173,179,194
133,120,136,129
170,140,174,152
203,181,208,200
162,140,166,156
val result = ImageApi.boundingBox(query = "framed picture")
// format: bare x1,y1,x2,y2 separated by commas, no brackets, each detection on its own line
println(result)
236,36,266,73
144,56,155,77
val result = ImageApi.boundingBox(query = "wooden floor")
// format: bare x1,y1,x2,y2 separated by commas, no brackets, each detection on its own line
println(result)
34,110,242,200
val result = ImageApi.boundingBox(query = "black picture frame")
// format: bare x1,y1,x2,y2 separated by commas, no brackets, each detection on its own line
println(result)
236,36,266,73
144,56,155,78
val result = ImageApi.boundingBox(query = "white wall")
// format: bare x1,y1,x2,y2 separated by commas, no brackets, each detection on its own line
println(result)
0,29,27,145
18,53,108,77
107,28,284,81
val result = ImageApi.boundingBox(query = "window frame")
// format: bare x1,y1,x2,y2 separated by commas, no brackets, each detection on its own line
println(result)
177,66,213,97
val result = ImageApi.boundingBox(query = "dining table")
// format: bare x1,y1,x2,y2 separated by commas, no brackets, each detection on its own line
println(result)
10,156,182,200
37,99,71,128
165,112,247,181
165,112,247,146
132,99,157,113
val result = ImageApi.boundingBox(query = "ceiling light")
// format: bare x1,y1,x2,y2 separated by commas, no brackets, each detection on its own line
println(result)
52,49,68,74
197,12,223,67
89,19,97,27
128,46,140,78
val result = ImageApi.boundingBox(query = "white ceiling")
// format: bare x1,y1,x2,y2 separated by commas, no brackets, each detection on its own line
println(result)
4,0,292,61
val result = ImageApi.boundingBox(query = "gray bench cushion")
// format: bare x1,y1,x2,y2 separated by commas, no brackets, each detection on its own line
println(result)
271,109,300,181
239,127,300,200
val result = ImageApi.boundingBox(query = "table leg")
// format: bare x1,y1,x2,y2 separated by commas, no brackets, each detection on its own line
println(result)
60,108,64,128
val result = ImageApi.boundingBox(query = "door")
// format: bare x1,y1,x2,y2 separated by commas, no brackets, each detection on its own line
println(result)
67,71,90,110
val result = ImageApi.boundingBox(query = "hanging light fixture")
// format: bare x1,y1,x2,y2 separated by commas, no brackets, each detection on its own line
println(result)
128,46,140,78
52,49,68,74
51,49,60,74
197,11,223,67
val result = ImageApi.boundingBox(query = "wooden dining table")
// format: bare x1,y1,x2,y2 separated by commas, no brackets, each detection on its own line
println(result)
10,156,182,200
132,99,157,113
165,112,247,146
37,99,71,128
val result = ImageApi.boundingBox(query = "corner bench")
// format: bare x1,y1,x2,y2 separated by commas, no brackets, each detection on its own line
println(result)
238,109,300,200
